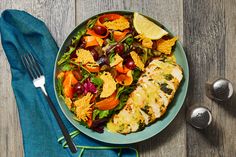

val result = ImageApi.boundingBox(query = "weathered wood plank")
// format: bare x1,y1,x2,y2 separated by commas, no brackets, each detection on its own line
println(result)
224,0,236,156
0,0,75,157
76,1,185,157
184,0,236,156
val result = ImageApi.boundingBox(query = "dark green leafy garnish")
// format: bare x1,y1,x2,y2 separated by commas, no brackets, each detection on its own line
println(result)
164,74,173,80
160,83,173,95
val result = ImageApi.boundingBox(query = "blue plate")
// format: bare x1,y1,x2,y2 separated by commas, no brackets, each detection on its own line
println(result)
54,11,189,144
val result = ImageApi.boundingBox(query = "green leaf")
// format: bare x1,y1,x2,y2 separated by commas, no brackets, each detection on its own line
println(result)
108,51,116,63
140,48,148,64
125,37,134,45
93,109,111,120
57,46,75,65
80,67,91,82
56,78,64,98
116,85,135,98
87,17,98,29
132,69,141,83
71,28,86,46
91,77,103,87
114,95,129,111
61,63,75,71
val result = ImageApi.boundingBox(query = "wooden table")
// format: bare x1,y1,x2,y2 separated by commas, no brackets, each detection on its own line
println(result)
1,0,236,156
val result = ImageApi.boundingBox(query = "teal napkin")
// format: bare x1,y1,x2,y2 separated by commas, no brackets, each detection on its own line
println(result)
0,9,138,157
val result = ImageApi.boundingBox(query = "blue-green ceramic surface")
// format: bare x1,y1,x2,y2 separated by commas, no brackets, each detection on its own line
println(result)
54,11,189,144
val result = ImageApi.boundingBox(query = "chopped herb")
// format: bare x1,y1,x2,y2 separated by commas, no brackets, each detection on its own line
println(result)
160,83,173,95
141,105,149,114
164,74,174,80
148,78,153,81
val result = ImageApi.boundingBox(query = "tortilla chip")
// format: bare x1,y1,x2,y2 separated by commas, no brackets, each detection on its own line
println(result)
156,37,178,55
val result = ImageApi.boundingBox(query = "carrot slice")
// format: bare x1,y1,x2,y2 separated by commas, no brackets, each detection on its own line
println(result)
63,86,74,99
87,28,109,39
98,14,123,24
87,108,93,127
115,70,133,86
63,71,78,87
95,92,120,110
63,71,78,98
113,30,129,42
84,36,99,48
115,62,130,74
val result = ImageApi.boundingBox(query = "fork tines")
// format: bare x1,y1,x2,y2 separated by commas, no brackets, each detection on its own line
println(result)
21,53,43,79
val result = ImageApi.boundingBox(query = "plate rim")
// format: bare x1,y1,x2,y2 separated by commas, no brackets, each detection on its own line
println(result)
53,10,189,144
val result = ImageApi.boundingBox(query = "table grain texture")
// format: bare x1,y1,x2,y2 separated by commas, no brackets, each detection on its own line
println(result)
0,0,235,157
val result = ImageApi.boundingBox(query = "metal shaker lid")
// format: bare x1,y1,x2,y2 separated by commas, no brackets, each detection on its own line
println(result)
206,78,233,101
186,106,212,129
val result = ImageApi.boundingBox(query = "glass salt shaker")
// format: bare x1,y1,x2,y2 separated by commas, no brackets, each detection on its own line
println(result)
186,106,212,129
205,78,233,101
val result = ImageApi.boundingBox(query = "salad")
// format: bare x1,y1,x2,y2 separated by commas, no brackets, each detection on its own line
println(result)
56,12,178,133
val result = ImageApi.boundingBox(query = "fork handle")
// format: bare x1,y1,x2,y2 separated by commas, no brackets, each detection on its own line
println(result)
40,87,77,153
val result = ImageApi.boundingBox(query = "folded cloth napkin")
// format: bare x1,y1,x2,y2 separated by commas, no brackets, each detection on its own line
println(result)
0,9,138,157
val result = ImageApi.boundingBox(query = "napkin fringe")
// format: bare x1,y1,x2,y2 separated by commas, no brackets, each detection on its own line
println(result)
57,130,139,157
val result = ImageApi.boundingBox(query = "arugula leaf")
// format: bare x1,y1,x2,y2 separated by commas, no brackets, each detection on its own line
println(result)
87,17,98,29
57,46,75,65
116,85,135,98
80,67,91,82
71,28,86,46
91,77,103,87
114,95,129,111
